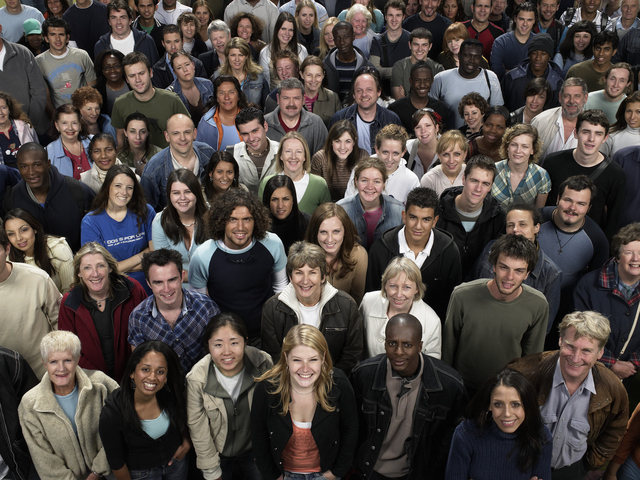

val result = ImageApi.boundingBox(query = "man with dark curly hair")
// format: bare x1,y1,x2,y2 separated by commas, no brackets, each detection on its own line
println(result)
189,189,287,345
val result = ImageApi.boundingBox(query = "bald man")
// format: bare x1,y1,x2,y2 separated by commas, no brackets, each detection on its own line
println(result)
140,114,215,211
350,314,466,480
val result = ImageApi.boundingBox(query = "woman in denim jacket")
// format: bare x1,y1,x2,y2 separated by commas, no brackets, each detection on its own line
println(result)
167,51,214,126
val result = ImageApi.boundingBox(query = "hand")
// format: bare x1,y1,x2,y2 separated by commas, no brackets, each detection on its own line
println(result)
611,360,636,379
322,471,337,480
167,438,191,465
182,269,189,283
530,477,540,480
86,473,101,480
398,87,405,97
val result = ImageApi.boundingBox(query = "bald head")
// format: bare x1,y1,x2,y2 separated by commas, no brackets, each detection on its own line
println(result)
386,313,423,339
165,114,197,156
166,114,195,132
385,314,423,377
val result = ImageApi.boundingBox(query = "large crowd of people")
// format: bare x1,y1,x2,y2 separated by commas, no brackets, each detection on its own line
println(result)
1,0,640,477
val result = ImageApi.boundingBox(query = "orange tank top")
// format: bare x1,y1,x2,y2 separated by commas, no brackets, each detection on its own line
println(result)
281,420,322,473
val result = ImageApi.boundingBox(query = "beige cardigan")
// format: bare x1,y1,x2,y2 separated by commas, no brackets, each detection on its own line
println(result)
18,367,119,480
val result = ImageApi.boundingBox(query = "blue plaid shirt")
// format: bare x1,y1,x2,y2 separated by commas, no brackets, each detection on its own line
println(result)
491,160,552,210
128,289,220,374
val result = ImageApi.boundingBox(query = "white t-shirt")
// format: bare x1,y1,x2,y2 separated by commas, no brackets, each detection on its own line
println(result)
111,30,135,56
299,302,321,328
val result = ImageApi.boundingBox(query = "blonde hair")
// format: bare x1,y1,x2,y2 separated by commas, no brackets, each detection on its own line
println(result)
255,324,335,414
498,124,543,165
72,242,121,293
295,0,319,29
559,311,611,350
40,331,81,362
276,132,311,174
380,257,426,301
220,37,264,80
436,130,469,155
319,17,339,59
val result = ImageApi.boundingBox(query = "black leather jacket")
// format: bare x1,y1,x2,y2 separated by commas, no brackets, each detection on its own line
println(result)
350,354,466,479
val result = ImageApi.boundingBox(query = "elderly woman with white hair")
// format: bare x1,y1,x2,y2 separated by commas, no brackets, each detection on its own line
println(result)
18,331,119,480
344,4,376,57
360,257,442,358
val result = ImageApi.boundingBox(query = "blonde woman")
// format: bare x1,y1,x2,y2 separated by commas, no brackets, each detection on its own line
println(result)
338,0,383,33
420,130,468,196
344,4,375,57
296,0,321,56
251,324,359,480
319,17,338,59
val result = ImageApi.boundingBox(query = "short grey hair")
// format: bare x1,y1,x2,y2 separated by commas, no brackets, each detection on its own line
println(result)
277,77,304,95
40,331,82,362
561,77,588,96
208,19,230,39
346,3,372,27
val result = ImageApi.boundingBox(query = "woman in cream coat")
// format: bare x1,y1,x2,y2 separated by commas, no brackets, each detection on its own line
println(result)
18,331,118,480
360,257,441,359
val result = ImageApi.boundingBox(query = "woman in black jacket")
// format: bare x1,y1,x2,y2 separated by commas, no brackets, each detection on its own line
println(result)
251,324,358,480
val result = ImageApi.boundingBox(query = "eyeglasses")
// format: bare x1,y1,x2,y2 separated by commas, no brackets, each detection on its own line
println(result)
103,64,122,71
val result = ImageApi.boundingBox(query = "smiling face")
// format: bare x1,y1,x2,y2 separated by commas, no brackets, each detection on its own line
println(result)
350,11,368,37
276,57,296,81
402,205,438,247
576,121,608,158
4,218,36,257
421,0,441,20
137,0,156,20
472,0,491,23
0,99,10,128
210,160,235,194
124,119,149,150
354,74,380,111
302,64,324,94
280,138,306,179
414,114,438,146
447,37,463,55
356,167,385,206
194,6,210,28
227,48,247,74
556,187,591,229
625,101,640,129
482,114,507,146
490,385,525,434
27,34,43,51
130,351,168,398
290,263,324,306
169,180,197,215
287,345,323,391
507,133,534,167
173,54,195,82
525,91,547,114
108,173,134,210
208,325,246,377
270,186,294,220
17,150,50,191
515,10,535,37
45,350,78,396
210,30,229,53
165,115,197,156
537,0,558,21
332,131,355,161
148,262,183,310
277,88,304,122
317,215,344,259
47,0,64,15
278,20,295,48
385,6,404,31
90,138,117,172
573,31,591,53
224,206,254,250
384,321,422,377
181,20,196,40
410,37,431,62
80,101,101,126
406,0,420,15
440,145,465,176
463,105,483,131
593,42,616,69
238,119,269,154
237,17,253,41
109,8,131,39
216,81,239,113
298,6,315,31
409,67,433,100
385,272,419,313
55,112,81,142
618,240,640,285
605,68,631,101
102,54,124,85
459,44,483,78
491,253,530,300
78,252,111,297
558,326,603,385
376,139,406,174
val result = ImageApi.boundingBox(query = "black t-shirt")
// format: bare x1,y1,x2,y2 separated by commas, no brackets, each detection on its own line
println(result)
370,29,411,67
388,95,450,136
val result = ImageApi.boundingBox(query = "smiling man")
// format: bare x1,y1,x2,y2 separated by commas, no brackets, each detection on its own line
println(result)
370,0,411,92
585,63,633,123
490,2,538,80
189,189,287,345
140,113,214,211
463,0,504,59
510,311,628,480
543,109,626,240
128,248,219,373
402,0,451,58
366,186,462,322
442,233,548,394
559,0,614,31
567,30,619,92
351,313,466,479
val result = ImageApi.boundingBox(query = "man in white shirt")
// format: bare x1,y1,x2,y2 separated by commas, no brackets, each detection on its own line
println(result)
154,0,191,25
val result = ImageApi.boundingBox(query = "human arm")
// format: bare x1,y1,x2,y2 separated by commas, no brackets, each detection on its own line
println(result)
520,298,548,357
250,382,283,480
421,304,442,359
444,423,473,480
116,248,149,274
25,48,48,123
332,296,363,375
489,37,506,80
441,292,462,366
604,402,640,479
390,62,405,99
52,239,75,294
535,193,549,208
116,129,125,151
43,276,62,331
348,246,368,305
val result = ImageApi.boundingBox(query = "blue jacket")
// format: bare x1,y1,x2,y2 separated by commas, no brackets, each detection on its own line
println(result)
329,104,402,154
336,193,404,250
167,76,214,111
500,59,564,111
97,115,117,144
195,107,220,150
140,141,214,212
94,28,159,66
46,137,93,178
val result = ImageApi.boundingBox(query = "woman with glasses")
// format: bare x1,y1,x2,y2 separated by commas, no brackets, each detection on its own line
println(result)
94,50,129,117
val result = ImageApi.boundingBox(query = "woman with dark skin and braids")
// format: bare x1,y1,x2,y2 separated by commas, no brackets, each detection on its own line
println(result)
230,13,267,63
263,175,310,254
446,368,552,479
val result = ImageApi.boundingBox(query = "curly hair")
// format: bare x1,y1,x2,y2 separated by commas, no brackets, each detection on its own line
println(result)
0,91,32,127
229,12,265,42
611,222,640,260
458,92,490,119
499,123,543,165
71,85,104,110
206,189,272,241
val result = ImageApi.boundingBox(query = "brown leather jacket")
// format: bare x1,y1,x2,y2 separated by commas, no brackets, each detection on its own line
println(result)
509,351,629,470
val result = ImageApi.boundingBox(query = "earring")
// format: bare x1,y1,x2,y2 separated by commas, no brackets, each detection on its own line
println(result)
129,378,136,390
485,410,492,420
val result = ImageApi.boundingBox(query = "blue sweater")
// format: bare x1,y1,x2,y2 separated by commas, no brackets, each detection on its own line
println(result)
446,420,552,480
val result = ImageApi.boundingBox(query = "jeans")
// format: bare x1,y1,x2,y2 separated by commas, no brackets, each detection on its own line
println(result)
619,457,640,480
129,456,188,480
220,451,262,480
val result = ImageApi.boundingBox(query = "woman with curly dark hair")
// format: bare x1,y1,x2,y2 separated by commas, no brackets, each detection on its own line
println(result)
458,91,490,140
438,0,465,23
189,188,287,344
94,49,129,116
81,165,156,294
466,105,511,163
230,12,267,62
446,368,552,479
196,75,248,151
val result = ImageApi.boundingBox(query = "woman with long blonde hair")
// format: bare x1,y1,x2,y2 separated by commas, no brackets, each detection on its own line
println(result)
251,324,358,480
318,17,338,59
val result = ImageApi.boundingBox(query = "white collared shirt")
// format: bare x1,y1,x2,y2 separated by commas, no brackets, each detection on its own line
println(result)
398,225,434,268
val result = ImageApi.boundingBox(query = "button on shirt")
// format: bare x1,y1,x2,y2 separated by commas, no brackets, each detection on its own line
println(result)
546,115,578,160
540,359,595,469
398,226,434,269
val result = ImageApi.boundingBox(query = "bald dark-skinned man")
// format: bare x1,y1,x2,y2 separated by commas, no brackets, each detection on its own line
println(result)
350,314,466,480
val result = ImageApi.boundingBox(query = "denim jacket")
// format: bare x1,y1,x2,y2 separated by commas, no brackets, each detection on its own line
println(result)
336,193,404,250
329,104,402,153
214,70,270,110
350,353,466,479
140,141,215,211
46,137,93,178
167,76,214,111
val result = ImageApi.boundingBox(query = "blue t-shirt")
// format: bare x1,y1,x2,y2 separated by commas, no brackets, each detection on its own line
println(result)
81,204,156,292
54,384,79,435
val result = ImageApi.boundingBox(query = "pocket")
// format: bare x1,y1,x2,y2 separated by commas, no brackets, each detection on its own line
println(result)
129,470,150,480
541,413,557,429
566,419,590,450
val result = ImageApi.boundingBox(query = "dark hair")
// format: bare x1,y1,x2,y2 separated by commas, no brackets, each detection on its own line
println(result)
271,12,300,62
437,0,465,21
235,106,265,128
230,12,265,42
134,0,157,6
603,62,634,89
409,27,433,43
557,174,596,204
44,0,70,18
121,112,151,154
465,154,497,181
559,21,597,62
575,109,610,135
90,165,149,231
410,60,433,79
612,223,640,260
322,120,361,181
202,312,249,348
94,49,126,92
141,248,184,281
458,92,489,119
505,201,543,226
49,104,87,141
87,133,116,163
119,341,186,434
205,75,249,113
161,169,208,246
488,233,538,272
3,209,56,277
483,105,511,126
0,224,9,249
206,189,271,241
523,77,552,108
107,0,134,20
169,50,193,70
610,91,640,134
262,175,304,227
593,29,619,50
42,16,70,36
385,0,407,15
459,38,484,56
466,368,547,473
0,91,32,126
352,66,382,96
406,187,439,212
305,203,359,278
122,51,152,71
203,151,241,201
512,1,538,25
163,24,183,40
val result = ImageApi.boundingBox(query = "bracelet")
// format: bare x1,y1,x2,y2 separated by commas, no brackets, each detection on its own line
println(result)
92,472,103,479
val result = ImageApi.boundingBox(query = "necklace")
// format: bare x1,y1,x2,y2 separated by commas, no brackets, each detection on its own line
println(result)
181,220,196,227
552,209,584,253
90,295,109,308
291,385,315,395
249,142,271,157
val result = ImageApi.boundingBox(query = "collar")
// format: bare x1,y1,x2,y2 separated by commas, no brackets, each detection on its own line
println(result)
151,289,188,318
552,358,596,395
398,225,434,258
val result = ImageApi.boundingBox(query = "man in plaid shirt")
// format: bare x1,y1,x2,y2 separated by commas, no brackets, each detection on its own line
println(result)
128,249,220,373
